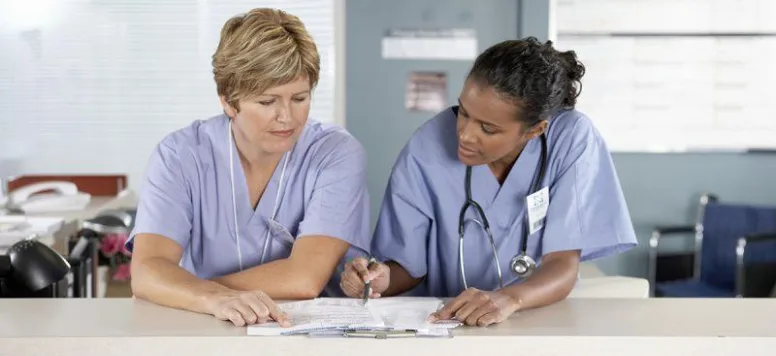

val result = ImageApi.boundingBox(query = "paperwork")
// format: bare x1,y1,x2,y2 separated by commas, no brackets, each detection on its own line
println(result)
248,298,384,336
0,216,63,252
369,297,460,332
247,297,461,337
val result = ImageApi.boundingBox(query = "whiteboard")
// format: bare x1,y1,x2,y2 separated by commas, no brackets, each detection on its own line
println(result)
552,0,776,152
0,0,341,189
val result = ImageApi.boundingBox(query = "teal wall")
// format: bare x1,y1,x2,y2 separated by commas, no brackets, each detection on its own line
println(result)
345,0,519,231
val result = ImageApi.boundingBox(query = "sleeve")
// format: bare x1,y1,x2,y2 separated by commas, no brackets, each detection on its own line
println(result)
296,136,371,254
540,117,638,262
371,148,432,279
126,138,193,252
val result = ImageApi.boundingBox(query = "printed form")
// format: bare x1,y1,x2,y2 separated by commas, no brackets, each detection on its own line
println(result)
247,298,385,336
247,297,461,336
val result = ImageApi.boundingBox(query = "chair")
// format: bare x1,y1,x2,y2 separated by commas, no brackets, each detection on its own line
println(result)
649,194,776,298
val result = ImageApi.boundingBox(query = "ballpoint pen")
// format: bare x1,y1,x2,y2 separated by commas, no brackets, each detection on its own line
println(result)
362,257,377,305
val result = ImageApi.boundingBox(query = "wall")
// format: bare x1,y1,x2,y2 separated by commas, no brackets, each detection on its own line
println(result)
345,0,519,228
0,1,341,191
517,1,776,278
346,0,776,278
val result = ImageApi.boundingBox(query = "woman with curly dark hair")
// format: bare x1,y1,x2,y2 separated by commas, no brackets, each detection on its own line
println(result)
340,37,638,327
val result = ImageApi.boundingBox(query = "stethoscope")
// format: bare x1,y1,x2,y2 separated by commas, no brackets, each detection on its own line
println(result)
457,132,548,290
227,120,291,271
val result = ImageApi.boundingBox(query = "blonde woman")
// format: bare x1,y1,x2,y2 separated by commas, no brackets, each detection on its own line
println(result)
127,8,370,327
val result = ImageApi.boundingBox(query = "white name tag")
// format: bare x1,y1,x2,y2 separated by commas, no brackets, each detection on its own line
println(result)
525,186,549,235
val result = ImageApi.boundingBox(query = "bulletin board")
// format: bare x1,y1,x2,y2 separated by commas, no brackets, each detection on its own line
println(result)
552,0,776,152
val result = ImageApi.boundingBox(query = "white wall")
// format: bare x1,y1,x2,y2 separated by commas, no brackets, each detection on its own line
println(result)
0,0,342,190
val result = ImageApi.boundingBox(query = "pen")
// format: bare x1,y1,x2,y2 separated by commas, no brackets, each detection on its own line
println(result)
362,257,377,305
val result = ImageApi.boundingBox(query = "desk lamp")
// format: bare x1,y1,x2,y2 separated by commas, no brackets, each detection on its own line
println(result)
0,237,71,298
64,209,136,298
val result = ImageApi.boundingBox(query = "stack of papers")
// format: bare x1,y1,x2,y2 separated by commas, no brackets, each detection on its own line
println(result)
248,298,385,336
0,216,63,251
247,297,461,337
368,297,461,336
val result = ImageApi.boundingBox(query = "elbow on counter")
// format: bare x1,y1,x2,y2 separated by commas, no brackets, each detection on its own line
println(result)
128,257,158,301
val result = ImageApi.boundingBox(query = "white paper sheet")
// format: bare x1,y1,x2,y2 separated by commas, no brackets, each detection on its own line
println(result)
368,297,462,331
0,216,63,247
247,298,385,336
246,297,461,336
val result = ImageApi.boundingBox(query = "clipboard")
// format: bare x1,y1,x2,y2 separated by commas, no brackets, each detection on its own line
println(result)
307,327,453,339
344,329,417,339
247,298,461,338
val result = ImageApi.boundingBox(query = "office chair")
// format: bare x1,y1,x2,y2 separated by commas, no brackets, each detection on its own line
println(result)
649,193,776,298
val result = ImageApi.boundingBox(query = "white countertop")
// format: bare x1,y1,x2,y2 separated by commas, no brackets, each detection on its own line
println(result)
2,296,775,356
24,190,138,223
1,296,775,338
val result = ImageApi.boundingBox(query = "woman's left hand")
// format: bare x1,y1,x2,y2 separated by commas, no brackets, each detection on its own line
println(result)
427,288,520,327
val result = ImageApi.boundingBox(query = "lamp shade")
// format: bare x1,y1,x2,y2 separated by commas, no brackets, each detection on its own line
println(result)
9,239,70,291
81,209,135,235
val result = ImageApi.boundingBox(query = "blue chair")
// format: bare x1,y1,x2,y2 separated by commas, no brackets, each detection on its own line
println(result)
649,194,776,298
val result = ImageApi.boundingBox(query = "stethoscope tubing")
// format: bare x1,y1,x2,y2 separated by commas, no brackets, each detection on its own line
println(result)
458,133,548,290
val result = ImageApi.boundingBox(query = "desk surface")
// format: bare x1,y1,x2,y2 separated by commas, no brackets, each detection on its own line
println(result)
21,191,137,254
25,190,138,223
2,297,775,356
1,297,774,338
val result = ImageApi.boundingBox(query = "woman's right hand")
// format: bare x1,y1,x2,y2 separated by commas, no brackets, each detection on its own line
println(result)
204,290,290,327
340,257,391,298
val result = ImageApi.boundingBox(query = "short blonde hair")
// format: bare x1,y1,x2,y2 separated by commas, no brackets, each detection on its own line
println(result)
212,8,320,110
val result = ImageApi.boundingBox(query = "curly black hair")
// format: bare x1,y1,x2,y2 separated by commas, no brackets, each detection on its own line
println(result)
466,37,586,126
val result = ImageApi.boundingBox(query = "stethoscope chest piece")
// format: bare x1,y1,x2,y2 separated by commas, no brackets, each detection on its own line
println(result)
510,253,536,278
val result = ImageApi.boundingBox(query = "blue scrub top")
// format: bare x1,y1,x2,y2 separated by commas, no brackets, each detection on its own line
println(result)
127,114,371,297
372,106,638,297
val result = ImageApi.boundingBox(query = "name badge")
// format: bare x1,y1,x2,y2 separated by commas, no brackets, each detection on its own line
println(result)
525,186,549,235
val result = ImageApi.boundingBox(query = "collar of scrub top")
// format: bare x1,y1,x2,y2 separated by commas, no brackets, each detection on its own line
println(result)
452,105,550,290
227,119,294,271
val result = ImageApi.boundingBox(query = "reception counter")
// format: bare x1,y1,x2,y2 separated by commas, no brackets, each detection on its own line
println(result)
2,296,775,356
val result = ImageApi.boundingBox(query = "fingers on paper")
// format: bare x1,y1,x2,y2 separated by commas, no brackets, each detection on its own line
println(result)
456,291,495,324
243,294,269,324
433,289,474,320
255,291,290,327
463,303,495,326
232,302,257,325
222,305,248,326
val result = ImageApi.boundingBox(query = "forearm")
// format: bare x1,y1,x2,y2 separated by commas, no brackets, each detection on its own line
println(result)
130,257,231,315
212,259,325,300
383,261,424,296
497,253,580,311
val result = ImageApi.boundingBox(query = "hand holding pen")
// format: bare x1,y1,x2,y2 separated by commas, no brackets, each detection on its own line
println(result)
339,256,391,300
